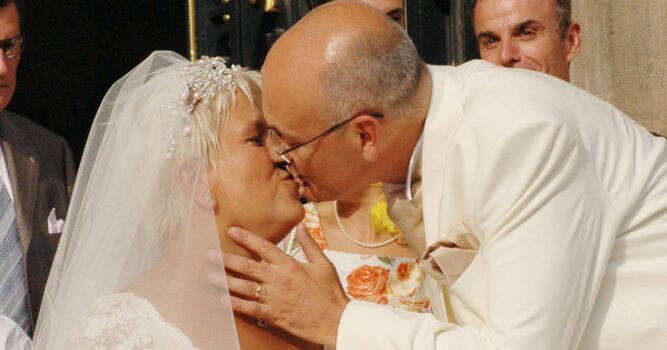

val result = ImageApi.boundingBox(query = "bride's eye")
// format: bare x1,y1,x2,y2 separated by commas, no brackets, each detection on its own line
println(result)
246,135,263,146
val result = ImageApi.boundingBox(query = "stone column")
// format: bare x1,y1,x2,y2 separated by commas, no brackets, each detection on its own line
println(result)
571,1,667,136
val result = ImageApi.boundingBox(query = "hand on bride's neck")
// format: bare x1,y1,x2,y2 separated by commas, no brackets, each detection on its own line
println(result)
216,221,289,262
218,227,257,260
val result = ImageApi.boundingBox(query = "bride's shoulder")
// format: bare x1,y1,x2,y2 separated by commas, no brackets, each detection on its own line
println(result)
75,292,161,328
86,292,152,309
67,293,195,350
85,292,155,315
66,293,157,349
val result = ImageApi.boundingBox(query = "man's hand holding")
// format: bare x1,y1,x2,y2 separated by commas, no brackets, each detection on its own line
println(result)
210,223,349,348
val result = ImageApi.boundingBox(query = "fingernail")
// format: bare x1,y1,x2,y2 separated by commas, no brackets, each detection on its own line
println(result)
228,227,240,237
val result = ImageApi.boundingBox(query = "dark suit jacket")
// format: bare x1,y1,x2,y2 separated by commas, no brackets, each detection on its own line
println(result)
0,110,75,330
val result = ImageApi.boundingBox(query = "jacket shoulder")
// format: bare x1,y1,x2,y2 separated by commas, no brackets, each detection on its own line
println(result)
2,110,69,145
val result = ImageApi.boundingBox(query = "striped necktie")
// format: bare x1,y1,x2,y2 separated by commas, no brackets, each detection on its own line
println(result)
0,180,31,334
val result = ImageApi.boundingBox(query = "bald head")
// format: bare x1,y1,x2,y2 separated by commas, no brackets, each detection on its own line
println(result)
269,0,402,65
262,0,422,126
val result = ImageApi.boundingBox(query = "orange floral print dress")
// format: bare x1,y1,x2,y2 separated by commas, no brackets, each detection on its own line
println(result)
281,203,431,313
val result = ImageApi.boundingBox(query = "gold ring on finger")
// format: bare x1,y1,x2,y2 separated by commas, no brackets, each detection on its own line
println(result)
254,282,263,301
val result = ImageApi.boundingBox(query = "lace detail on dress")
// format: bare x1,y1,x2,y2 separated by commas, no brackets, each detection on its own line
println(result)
66,293,197,350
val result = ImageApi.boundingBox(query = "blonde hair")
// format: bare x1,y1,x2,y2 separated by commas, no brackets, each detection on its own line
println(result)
189,69,262,168
150,66,262,247
176,68,262,168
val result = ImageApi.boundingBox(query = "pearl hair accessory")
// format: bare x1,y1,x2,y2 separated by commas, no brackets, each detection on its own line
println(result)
164,56,242,159
186,56,241,105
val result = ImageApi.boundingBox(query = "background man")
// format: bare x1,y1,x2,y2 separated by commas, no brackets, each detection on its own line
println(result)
472,0,581,81
359,0,404,27
220,1,667,349
0,0,75,336
473,1,667,139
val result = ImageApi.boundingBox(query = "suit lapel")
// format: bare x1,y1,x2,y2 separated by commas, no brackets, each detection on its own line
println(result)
421,66,465,247
0,113,40,256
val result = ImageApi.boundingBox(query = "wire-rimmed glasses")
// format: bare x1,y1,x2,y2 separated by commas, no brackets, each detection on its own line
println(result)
267,113,383,179
0,35,24,60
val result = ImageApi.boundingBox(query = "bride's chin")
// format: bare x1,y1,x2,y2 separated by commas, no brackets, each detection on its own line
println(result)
267,203,304,244
281,178,300,199
281,201,305,228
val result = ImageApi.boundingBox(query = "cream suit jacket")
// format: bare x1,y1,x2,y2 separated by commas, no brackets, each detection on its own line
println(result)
337,61,667,349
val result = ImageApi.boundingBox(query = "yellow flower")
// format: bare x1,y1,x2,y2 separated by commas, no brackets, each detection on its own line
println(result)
371,197,401,235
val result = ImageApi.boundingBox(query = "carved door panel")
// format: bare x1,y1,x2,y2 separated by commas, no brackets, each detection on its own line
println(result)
190,0,478,67
193,0,323,68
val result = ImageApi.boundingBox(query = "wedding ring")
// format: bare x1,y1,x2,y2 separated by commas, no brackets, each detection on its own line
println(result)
254,283,263,301
254,283,266,326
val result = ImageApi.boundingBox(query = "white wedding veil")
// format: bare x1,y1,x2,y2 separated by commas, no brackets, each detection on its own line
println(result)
33,51,243,349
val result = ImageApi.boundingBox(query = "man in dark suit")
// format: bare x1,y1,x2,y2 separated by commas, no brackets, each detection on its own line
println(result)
0,0,75,336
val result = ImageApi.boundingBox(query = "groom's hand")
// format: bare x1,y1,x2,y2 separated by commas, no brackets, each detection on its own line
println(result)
208,223,349,348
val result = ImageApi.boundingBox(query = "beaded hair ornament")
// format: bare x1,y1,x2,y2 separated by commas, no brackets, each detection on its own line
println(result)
164,56,242,159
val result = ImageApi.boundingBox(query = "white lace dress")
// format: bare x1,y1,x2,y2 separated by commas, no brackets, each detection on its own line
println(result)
66,293,199,350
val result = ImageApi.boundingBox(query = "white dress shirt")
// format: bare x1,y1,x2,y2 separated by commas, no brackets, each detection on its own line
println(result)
337,61,667,349
0,143,15,202
0,316,32,350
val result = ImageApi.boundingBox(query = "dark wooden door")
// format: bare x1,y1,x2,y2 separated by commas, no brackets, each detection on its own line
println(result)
194,0,479,67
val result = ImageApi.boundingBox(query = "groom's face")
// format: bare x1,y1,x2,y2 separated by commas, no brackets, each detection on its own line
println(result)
261,65,371,203
262,101,365,203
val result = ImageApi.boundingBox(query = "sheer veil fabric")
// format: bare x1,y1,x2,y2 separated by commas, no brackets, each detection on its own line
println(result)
33,51,240,349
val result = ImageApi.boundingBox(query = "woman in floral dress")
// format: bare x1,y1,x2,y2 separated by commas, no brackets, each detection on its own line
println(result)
283,183,432,314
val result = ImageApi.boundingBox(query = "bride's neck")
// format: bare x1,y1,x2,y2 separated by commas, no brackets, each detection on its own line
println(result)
215,215,291,261
218,228,258,260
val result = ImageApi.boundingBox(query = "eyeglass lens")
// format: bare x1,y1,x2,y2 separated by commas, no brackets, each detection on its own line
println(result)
268,129,287,154
0,36,23,60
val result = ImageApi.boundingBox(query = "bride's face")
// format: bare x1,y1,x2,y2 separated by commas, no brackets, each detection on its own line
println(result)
208,92,304,242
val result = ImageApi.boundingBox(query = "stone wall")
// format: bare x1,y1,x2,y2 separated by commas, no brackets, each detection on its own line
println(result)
571,1,667,136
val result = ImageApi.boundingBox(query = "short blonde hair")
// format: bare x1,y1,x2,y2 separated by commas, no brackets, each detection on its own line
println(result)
151,67,262,247
180,68,262,168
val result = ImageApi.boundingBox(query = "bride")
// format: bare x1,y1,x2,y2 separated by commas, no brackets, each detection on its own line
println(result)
32,51,317,349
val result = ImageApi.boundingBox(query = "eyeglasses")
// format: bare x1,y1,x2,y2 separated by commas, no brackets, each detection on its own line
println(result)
267,113,383,177
0,35,24,60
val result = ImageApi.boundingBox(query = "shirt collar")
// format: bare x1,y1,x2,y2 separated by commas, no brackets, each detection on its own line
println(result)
405,133,423,200
382,132,423,201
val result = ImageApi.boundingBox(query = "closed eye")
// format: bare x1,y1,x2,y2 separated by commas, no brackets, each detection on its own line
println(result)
246,135,263,146
386,9,404,24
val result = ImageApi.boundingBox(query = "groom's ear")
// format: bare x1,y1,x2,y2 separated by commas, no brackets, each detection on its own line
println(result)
173,159,213,210
350,114,382,162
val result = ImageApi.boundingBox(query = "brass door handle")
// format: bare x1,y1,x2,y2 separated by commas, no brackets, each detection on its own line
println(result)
264,0,279,13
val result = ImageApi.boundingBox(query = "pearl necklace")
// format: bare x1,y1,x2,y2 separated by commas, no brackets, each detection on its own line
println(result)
333,200,398,249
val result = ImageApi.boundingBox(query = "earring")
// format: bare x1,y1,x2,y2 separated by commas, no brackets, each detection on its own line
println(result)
205,192,217,208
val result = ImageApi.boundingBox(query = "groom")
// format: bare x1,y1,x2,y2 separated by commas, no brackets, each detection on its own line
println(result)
221,1,667,349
